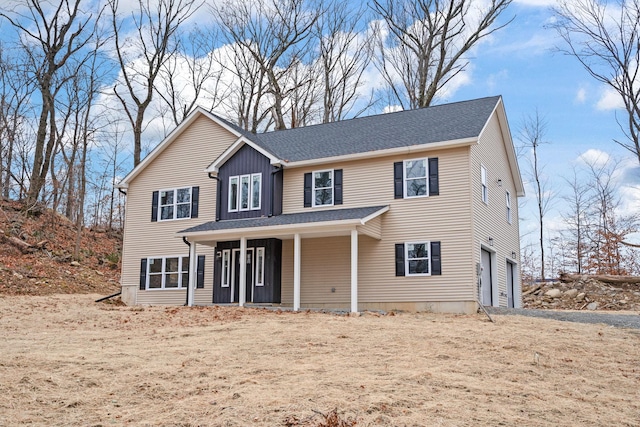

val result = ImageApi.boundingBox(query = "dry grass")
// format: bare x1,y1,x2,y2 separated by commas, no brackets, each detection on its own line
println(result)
0,294,639,426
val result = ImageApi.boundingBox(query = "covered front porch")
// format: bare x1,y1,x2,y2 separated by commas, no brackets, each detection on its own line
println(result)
178,206,389,313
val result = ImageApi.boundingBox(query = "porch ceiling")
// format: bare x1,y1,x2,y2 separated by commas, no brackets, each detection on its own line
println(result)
177,205,389,245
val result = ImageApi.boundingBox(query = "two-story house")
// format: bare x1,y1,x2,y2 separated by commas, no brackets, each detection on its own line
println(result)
117,96,524,314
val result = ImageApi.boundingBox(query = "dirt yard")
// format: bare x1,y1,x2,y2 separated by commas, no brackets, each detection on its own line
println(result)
0,295,638,426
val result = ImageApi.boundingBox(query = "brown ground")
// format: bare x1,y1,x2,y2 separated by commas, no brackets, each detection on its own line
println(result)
1,294,638,426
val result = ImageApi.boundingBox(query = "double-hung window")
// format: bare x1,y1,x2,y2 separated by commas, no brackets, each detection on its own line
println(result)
404,159,428,197
405,242,431,275
304,169,343,207
147,256,189,289
506,191,512,224
313,170,333,206
395,241,442,276
159,188,191,220
394,158,439,199
481,165,488,204
229,173,261,212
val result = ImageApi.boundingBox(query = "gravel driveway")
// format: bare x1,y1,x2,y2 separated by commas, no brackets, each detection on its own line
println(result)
486,307,640,330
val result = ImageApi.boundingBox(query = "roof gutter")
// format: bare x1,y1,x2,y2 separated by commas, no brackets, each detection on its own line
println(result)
279,137,477,169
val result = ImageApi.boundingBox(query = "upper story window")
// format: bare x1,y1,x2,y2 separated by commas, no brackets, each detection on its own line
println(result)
481,165,488,204
394,158,439,199
151,186,199,222
229,173,261,212
506,191,512,224
304,169,343,207
314,170,334,206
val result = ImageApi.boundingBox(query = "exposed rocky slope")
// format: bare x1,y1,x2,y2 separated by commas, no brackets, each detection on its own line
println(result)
0,199,121,296
523,277,640,311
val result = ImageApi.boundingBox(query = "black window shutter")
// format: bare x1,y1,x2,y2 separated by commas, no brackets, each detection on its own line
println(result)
431,241,442,275
139,258,147,290
303,172,312,207
429,158,439,196
151,191,159,222
334,169,343,205
191,186,199,218
196,255,205,289
393,162,403,199
395,243,405,276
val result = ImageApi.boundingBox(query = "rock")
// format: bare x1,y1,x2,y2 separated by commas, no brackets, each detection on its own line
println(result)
587,302,598,310
70,261,81,267
576,293,586,301
12,272,24,280
564,289,579,298
545,289,562,298
95,270,104,276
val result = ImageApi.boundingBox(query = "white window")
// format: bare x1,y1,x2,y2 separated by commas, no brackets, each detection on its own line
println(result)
404,159,428,198
255,247,265,286
313,170,334,206
481,165,488,204
229,173,261,212
159,187,191,220
405,242,431,276
221,250,230,287
506,191,512,224
146,256,189,289
228,177,239,212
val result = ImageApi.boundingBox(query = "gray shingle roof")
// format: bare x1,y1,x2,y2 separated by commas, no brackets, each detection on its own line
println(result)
249,96,500,162
179,205,388,234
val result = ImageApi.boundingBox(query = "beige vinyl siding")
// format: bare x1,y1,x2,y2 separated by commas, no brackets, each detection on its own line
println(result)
280,147,476,305
121,115,237,305
471,113,522,307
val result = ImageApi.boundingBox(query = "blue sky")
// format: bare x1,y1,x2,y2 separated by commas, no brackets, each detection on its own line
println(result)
443,0,640,245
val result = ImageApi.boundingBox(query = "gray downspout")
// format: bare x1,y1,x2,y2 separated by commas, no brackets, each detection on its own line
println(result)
269,166,281,217
208,173,220,221
182,237,191,306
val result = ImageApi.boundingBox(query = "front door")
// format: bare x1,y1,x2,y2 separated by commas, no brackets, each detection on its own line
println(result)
506,260,515,308
480,249,493,306
231,248,253,303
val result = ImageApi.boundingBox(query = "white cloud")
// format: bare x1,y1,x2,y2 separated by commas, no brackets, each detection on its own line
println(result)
576,148,610,167
575,87,586,104
596,88,624,110
382,105,403,114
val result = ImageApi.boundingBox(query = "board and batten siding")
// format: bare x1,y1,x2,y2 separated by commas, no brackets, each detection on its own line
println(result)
121,115,237,305
279,147,477,310
471,113,522,307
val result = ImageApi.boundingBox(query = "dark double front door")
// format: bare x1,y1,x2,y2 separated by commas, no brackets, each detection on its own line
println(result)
213,238,282,304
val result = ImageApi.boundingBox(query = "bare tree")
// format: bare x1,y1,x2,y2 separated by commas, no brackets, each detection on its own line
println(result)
561,167,593,274
519,112,553,280
0,43,35,200
551,0,640,165
581,155,639,274
109,0,200,166
0,0,97,206
212,0,322,130
316,1,375,122
371,0,513,109
156,26,226,127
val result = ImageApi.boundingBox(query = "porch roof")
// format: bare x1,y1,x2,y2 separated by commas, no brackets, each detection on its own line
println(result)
177,205,389,242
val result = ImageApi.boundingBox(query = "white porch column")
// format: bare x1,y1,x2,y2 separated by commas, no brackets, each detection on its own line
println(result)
239,236,247,307
187,241,197,307
293,233,301,311
350,229,358,313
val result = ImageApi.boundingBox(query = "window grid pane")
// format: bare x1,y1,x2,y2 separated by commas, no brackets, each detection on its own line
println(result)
229,178,238,211
313,170,333,206
404,159,428,198
406,242,430,275
252,174,261,209
240,175,250,210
